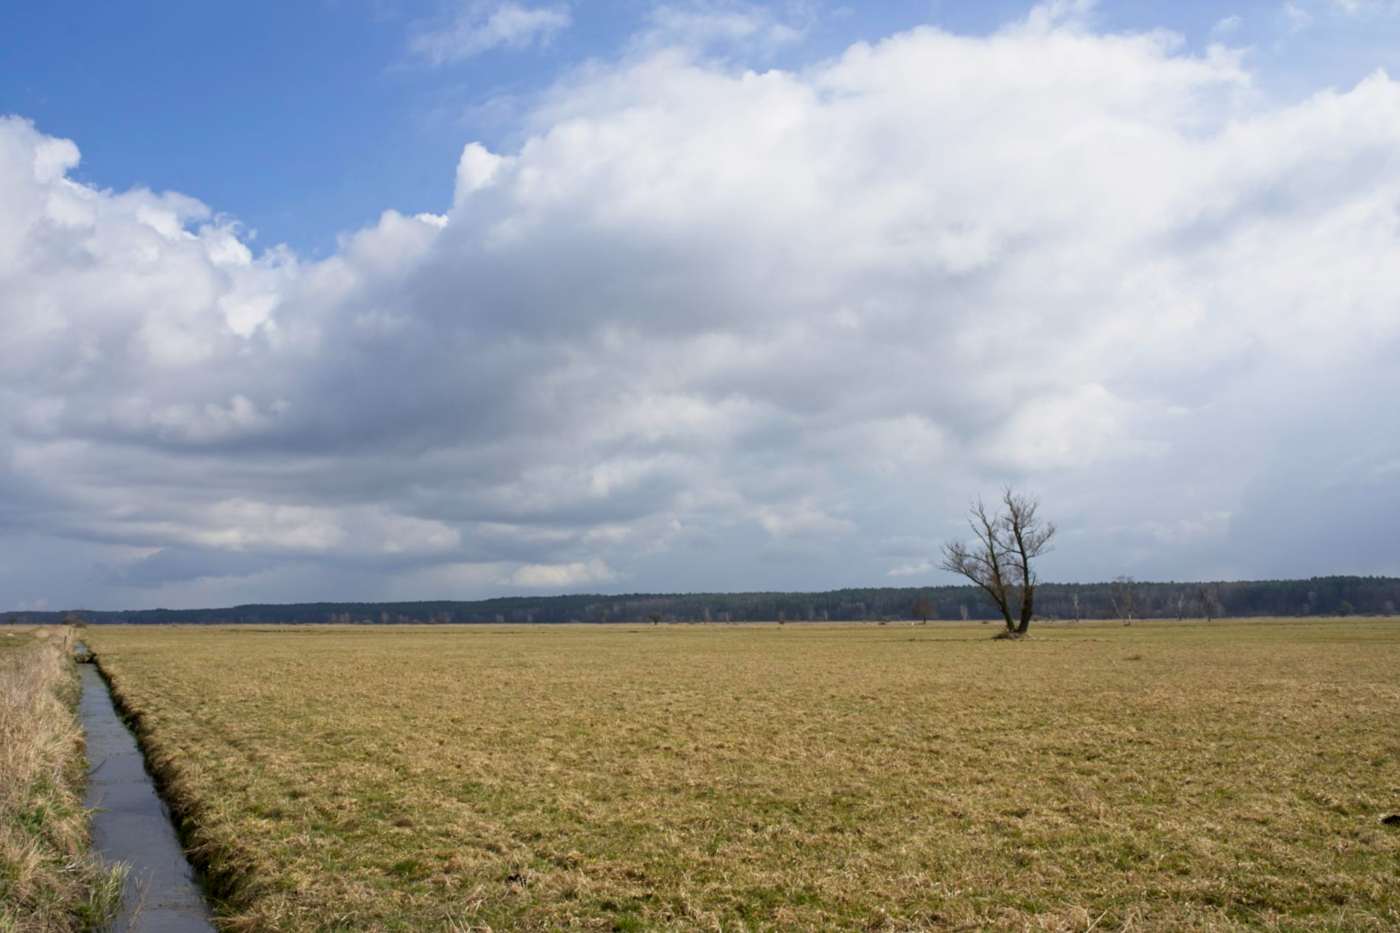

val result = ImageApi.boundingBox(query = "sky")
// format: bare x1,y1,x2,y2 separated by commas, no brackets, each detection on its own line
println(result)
2,0,1400,610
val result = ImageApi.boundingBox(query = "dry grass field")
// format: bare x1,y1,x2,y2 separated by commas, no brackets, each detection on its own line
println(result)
84,620,1400,931
0,628,122,932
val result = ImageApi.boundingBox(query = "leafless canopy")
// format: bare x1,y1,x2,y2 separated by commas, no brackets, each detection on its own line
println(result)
1110,575,1138,624
940,489,1055,636
1197,584,1221,622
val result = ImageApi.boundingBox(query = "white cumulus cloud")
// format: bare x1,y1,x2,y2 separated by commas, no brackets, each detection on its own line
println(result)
5,10,1400,607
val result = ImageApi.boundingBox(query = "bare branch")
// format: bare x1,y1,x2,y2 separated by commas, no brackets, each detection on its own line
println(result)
998,489,1056,632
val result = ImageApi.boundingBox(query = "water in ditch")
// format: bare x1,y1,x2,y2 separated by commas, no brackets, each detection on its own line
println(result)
79,662,217,933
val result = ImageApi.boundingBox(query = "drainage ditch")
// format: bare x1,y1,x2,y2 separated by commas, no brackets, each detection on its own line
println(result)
77,654,217,933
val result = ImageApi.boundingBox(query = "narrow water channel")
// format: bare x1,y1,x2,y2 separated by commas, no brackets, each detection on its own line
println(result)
78,662,217,933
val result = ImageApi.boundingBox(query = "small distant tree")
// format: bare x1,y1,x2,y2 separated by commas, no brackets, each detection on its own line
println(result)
1070,592,1082,624
912,594,934,624
941,489,1055,637
648,613,661,626
1111,576,1138,624
1197,584,1221,622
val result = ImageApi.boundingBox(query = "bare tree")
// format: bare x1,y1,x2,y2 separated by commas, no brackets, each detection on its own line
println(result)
941,489,1055,637
912,593,934,624
1110,575,1138,624
1197,584,1221,622
1070,591,1082,624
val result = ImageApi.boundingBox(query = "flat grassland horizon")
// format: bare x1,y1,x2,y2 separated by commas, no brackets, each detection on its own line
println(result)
86,619,1400,931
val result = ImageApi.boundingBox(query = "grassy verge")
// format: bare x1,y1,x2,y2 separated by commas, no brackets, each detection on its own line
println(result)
87,620,1400,931
0,628,123,932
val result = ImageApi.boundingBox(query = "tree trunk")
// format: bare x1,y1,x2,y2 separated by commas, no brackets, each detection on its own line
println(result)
1018,585,1034,634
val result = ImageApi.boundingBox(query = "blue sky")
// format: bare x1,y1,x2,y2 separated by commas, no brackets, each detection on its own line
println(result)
7,1,1400,254
4,1,1400,610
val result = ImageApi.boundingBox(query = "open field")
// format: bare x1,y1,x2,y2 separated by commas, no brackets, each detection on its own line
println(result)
0,628,122,932
84,620,1400,931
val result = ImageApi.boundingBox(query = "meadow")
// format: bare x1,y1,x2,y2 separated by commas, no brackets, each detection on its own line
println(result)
83,620,1400,931
0,629,121,932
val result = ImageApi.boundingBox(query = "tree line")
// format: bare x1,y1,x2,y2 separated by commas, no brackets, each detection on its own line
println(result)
4,575,1397,626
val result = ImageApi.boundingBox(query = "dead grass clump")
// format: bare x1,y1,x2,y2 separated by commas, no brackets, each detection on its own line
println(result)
0,629,123,931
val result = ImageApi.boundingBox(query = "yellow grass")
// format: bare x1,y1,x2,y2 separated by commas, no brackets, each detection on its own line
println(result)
0,628,122,931
85,619,1400,931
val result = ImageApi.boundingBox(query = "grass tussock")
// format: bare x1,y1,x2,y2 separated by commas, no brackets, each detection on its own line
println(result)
86,619,1400,931
0,628,123,931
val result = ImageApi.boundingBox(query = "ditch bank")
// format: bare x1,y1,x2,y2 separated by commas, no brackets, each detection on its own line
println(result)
78,651,218,933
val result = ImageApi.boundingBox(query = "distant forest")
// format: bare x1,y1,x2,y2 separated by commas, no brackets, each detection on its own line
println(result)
4,576,1398,625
